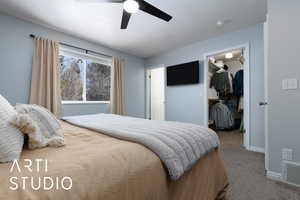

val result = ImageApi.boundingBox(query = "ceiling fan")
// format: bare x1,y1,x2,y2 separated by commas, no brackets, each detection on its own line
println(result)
78,0,173,29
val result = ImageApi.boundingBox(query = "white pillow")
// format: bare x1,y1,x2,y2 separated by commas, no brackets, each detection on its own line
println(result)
15,104,64,149
0,95,24,162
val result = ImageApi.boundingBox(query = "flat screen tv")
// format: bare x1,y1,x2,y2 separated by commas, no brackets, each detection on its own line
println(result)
167,61,200,86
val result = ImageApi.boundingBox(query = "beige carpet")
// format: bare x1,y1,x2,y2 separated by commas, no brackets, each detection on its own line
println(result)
218,131,300,200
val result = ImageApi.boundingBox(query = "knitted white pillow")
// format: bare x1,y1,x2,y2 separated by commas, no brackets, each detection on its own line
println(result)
15,104,64,149
0,95,24,162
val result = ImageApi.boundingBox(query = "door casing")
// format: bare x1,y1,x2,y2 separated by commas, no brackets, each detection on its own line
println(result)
203,43,251,150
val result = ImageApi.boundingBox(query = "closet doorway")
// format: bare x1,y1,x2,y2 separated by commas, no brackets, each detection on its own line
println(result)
204,44,250,149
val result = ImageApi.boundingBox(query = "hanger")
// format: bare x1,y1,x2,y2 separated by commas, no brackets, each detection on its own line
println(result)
239,49,245,65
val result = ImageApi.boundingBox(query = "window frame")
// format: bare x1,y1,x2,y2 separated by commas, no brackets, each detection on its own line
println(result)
59,48,112,105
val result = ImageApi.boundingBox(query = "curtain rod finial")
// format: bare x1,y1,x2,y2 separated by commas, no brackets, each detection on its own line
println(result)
30,34,35,38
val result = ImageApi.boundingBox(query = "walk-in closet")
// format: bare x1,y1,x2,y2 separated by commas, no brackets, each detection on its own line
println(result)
207,49,245,145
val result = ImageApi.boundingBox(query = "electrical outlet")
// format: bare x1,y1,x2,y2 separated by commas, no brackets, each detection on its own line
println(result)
282,148,293,161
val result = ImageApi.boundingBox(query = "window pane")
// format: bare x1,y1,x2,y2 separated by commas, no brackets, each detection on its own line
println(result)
60,55,84,101
86,61,111,101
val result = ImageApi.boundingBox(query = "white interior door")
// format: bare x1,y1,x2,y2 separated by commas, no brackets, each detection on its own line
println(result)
249,50,266,151
150,68,165,120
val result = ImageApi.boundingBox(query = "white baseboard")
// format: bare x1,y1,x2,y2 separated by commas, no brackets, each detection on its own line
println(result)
266,170,282,181
281,179,300,188
267,170,300,188
249,146,265,153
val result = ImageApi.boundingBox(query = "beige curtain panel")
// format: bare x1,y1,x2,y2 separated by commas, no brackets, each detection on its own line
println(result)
29,37,62,117
111,57,124,115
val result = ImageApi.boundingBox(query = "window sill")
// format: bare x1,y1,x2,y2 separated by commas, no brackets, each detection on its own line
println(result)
62,101,110,105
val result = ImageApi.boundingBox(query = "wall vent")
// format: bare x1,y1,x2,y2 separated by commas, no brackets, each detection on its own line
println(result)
282,161,300,187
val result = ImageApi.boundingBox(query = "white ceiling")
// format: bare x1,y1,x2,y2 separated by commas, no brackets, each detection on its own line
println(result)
0,0,267,58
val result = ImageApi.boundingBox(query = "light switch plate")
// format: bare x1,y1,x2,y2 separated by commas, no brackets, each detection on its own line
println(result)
288,79,298,89
282,79,288,90
282,79,298,90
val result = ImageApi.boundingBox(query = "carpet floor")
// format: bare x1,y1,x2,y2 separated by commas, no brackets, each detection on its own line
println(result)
217,130,300,200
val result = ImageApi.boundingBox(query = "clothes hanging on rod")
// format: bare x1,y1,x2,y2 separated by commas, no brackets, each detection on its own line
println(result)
209,102,234,130
210,71,231,99
228,73,234,93
224,98,238,116
233,69,244,97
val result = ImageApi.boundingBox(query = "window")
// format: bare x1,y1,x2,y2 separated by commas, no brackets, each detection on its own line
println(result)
59,50,111,104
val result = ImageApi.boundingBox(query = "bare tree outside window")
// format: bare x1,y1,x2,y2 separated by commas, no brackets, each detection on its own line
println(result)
59,54,111,102
60,55,84,101
86,61,111,101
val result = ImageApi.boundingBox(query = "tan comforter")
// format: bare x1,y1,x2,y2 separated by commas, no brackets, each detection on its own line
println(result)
0,122,228,200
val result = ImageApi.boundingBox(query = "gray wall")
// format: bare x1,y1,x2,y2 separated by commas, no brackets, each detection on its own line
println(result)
146,23,265,149
267,0,300,173
0,13,145,118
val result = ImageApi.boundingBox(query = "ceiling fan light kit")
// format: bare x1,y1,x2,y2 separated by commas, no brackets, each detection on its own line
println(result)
79,0,172,29
123,0,139,13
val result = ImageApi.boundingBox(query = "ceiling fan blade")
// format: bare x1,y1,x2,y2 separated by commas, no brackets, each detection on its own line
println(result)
121,10,131,29
138,0,172,22
76,0,124,3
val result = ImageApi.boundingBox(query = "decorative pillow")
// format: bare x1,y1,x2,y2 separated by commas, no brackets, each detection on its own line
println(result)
11,114,37,134
0,95,24,162
15,104,64,150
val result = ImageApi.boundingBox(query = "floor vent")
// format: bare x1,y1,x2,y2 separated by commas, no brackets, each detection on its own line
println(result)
282,161,300,187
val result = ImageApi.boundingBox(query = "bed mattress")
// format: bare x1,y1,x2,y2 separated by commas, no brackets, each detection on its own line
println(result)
0,122,228,200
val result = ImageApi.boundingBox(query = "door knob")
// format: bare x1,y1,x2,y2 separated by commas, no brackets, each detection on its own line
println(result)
259,102,268,106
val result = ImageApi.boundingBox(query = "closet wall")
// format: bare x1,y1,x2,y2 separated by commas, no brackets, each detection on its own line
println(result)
225,60,243,76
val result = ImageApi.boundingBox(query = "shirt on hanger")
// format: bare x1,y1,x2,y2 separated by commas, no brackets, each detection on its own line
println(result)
210,72,231,98
233,69,244,97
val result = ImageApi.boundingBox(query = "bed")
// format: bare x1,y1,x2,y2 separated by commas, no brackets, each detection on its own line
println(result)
0,121,228,200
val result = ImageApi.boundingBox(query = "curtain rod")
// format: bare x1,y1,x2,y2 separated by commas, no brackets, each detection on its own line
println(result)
29,34,113,59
